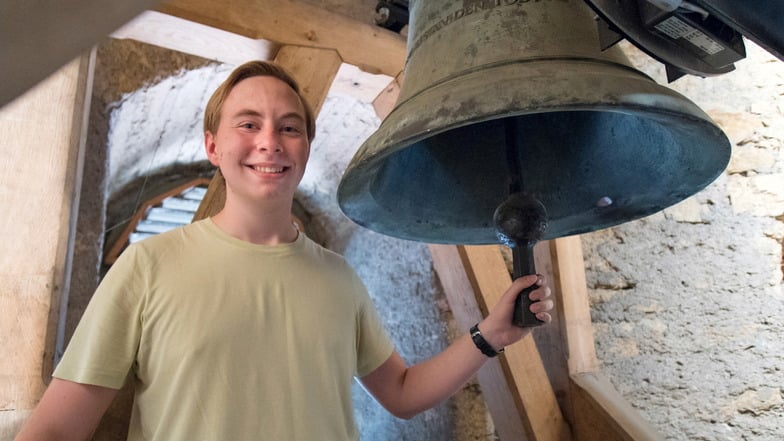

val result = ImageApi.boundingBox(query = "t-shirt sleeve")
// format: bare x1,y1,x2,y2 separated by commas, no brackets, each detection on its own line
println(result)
53,244,146,389
352,274,395,378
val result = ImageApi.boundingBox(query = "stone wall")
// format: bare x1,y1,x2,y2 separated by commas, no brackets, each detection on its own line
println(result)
583,41,784,440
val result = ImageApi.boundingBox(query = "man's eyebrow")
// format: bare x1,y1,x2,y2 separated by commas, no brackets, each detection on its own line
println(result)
230,109,304,122
279,111,306,122
231,109,262,119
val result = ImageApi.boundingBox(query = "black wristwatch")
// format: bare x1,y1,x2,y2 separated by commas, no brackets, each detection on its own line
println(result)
470,324,504,357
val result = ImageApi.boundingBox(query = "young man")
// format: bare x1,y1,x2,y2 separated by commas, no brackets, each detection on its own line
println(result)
15,61,553,441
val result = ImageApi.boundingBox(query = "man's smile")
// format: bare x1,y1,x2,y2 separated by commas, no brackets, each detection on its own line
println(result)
247,164,289,174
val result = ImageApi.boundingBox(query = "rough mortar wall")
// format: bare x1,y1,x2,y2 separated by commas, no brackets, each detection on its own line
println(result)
582,42,784,440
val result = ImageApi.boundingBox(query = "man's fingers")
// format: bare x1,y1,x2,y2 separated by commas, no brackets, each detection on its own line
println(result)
529,286,551,302
514,274,541,290
500,275,541,305
535,312,553,323
531,298,554,314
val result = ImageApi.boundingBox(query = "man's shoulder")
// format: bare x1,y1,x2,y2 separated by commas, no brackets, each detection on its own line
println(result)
301,235,351,267
123,220,207,260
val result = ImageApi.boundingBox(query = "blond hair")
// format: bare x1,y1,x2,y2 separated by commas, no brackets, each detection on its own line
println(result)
203,61,316,142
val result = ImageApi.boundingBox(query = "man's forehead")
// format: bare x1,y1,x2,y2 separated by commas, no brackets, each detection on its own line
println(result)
226,76,305,114
232,76,298,99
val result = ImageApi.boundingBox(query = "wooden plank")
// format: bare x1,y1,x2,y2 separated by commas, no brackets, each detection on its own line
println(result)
549,236,599,375
529,241,572,423
459,245,572,441
0,54,93,409
429,244,528,441
111,10,278,66
570,373,664,441
158,0,405,77
273,46,343,116
193,46,342,221
372,71,404,119
430,244,572,441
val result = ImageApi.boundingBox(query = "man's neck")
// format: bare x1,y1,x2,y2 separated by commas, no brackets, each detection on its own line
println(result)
210,199,299,245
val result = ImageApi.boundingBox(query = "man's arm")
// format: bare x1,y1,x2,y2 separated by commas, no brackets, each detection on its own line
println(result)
14,378,118,441
359,274,552,419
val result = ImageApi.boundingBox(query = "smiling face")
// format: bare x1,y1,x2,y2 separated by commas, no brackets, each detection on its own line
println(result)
205,75,310,209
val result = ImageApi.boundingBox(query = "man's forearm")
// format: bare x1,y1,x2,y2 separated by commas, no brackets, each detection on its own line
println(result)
14,378,118,441
360,332,490,419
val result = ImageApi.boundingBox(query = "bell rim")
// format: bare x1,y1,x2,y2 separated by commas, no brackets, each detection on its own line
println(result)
337,61,731,244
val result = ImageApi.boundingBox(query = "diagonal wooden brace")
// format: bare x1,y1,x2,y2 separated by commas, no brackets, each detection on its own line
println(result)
430,238,664,441
430,244,572,441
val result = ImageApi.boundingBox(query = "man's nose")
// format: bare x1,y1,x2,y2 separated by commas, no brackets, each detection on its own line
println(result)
255,128,283,152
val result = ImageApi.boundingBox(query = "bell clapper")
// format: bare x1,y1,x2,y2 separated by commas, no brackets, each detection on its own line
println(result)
494,193,548,327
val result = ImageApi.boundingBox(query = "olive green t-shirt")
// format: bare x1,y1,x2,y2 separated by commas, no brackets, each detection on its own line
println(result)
54,219,394,441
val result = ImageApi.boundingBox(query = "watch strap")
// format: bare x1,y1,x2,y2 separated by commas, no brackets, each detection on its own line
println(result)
470,324,504,357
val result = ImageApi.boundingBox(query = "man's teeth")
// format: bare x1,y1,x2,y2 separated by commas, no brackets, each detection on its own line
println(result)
253,166,285,173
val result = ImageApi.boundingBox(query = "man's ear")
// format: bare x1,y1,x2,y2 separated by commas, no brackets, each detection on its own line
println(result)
205,131,220,166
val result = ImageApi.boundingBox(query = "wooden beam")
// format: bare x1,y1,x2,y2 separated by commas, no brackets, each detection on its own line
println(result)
549,236,599,375
460,245,573,441
529,241,572,423
372,71,404,119
570,373,664,441
273,46,343,116
193,46,343,221
111,10,278,65
157,0,405,77
0,53,94,431
430,244,572,441
429,245,527,440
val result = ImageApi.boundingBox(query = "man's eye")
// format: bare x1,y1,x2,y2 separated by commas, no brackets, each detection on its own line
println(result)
281,126,302,134
239,122,256,129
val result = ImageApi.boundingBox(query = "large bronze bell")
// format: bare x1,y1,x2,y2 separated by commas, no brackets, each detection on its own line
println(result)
337,0,731,244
